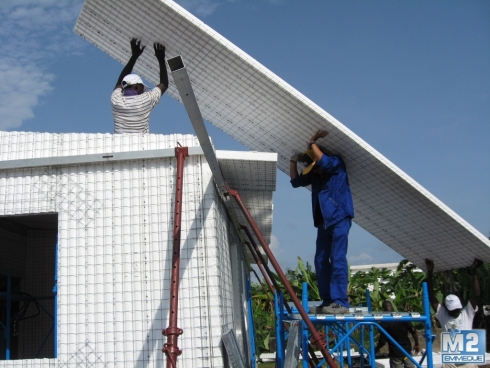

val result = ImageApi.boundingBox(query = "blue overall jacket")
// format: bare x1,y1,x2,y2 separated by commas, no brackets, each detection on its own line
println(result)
291,154,354,228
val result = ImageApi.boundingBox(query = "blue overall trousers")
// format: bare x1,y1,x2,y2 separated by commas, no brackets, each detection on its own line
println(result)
315,217,351,308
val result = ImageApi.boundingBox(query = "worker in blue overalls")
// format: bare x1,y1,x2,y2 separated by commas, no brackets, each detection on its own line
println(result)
290,129,354,314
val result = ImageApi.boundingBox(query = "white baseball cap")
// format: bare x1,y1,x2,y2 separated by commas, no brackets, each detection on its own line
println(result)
445,294,463,311
121,74,149,90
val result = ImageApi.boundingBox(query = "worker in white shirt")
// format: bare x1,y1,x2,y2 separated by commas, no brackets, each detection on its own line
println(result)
111,38,168,134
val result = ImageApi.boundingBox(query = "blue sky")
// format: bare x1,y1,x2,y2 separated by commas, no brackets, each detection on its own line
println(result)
1,0,489,271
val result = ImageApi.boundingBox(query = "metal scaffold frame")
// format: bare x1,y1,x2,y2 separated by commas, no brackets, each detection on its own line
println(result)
275,282,434,368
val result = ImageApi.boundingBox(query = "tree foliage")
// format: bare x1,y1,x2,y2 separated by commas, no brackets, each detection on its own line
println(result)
250,258,490,355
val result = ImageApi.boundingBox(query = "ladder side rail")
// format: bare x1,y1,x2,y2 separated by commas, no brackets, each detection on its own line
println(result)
243,240,274,297
228,186,337,368
246,276,257,368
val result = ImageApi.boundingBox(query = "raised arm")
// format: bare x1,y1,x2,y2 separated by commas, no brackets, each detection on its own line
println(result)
115,38,146,90
289,153,303,180
425,259,440,313
309,129,329,161
153,42,168,94
469,258,483,309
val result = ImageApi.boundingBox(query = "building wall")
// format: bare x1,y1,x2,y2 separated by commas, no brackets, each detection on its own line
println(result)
0,132,249,367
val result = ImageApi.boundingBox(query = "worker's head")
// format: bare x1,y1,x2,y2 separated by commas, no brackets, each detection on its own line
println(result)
300,145,330,175
122,74,148,95
301,150,316,174
382,300,394,312
445,294,463,317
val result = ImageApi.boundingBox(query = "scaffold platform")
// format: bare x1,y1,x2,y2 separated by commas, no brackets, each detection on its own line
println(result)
274,282,435,368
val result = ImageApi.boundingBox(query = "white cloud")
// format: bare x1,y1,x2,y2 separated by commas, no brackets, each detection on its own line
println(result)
175,0,283,17
174,0,225,17
348,253,374,264
0,59,54,130
0,0,84,130
269,234,280,253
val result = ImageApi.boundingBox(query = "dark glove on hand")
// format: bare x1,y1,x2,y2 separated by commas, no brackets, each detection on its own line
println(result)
130,38,146,58
154,43,166,62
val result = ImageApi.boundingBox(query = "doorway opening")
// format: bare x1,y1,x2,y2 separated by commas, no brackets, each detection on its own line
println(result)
0,213,58,360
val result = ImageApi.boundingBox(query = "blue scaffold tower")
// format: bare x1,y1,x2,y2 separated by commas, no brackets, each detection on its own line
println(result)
274,282,434,368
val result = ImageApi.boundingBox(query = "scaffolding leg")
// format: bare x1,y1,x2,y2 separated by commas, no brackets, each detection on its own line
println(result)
275,292,285,368
366,289,376,368
422,282,433,368
246,276,257,368
301,283,310,368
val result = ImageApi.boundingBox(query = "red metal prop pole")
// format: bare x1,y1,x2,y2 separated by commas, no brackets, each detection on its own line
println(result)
241,226,283,301
244,241,275,295
228,186,336,368
162,146,188,368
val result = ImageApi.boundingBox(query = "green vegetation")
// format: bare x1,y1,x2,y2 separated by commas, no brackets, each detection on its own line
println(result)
251,258,490,357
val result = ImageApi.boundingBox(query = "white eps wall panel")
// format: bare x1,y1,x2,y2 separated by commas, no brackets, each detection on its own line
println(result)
73,0,490,270
0,132,260,367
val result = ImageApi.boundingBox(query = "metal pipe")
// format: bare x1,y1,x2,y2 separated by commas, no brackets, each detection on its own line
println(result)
327,322,419,367
6,271,11,360
422,282,433,368
241,226,288,311
250,267,272,301
245,277,257,368
53,237,58,358
274,292,285,367
242,225,320,367
243,241,274,295
168,55,227,195
162,146,188,368
302,283,308,368
168,54,324,366
227,186,336,368
366,288,374,368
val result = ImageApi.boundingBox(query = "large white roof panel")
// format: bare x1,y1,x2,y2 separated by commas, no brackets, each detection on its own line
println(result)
74,0,490,271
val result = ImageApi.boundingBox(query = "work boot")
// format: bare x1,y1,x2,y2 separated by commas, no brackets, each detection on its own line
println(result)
322,303,349,314
309,301,330,314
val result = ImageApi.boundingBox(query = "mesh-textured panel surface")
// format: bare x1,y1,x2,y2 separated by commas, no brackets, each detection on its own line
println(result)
216,150,276,249
73,0,490,270
0,132,275,367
